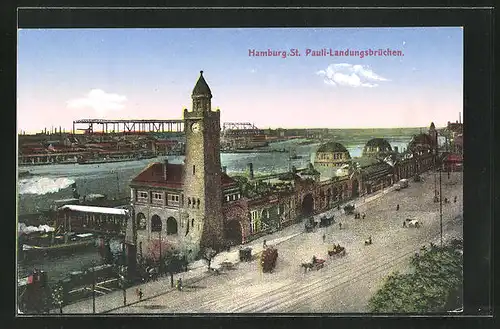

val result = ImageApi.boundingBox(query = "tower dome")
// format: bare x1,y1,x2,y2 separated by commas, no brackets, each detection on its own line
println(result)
363,138,392,157
192,70,212,98
314,141,351,168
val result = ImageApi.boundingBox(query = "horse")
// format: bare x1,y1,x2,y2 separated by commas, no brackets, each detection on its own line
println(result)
301,262,314,273
408,220,421,228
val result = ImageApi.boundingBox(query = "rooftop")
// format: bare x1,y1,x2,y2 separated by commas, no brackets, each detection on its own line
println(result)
364,138,392,151
192,71,212,97
316,141,349,154
131,161,237,189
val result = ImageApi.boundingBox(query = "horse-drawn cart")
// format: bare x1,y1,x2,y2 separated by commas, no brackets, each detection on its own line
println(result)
301,257,326,273
260,246,278,273
304,217,317,232
405,218,421,228
343,204,355,215
328,245,346,258
319,215,335,228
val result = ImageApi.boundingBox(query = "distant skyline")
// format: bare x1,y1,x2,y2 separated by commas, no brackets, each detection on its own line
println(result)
17,28,463,133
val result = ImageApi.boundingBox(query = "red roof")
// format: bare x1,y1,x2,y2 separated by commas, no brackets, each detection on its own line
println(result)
132,162,183,188
221,172,237,188
131,162,236,189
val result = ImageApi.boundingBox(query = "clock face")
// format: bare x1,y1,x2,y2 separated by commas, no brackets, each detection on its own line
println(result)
191,122,201,133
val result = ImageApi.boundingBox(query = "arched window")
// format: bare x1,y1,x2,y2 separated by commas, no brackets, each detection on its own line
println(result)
151,215,162,232
166,217,178,235
136,212,146,230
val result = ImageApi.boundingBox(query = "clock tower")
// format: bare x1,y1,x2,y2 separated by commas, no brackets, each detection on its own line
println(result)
182,71,224,251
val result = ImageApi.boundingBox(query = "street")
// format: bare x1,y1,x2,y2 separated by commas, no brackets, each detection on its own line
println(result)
61,171,463,313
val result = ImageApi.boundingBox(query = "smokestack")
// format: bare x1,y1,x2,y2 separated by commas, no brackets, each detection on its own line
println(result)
222,166,227,174
247,163,254,180
163,159,168,181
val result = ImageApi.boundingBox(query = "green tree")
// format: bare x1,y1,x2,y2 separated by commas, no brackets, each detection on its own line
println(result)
368,239,463,313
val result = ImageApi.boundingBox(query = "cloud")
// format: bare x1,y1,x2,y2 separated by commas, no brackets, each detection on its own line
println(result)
316,63,389,88
67,89,127,116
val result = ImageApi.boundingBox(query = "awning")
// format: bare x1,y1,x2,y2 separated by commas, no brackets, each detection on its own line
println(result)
59,205,129,216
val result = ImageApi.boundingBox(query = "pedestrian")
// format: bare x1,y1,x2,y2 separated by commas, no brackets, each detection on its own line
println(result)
263,239,267,249
138,288,143,301
339,222,342,230
177,278,183,291
322,233,326,243
403,221,406,228
362,213,366,219
454,196,457,203
396,204,400,211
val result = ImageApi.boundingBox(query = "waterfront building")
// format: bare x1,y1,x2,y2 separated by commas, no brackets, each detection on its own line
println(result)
362,138,393,158
127,71,439,262
313,142,351,168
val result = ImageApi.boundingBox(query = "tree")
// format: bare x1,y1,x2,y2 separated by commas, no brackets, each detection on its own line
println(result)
368,239,463,313
201,247,218,271
145,239,173,265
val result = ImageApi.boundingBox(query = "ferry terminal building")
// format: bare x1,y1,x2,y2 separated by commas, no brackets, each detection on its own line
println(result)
126,71,440,261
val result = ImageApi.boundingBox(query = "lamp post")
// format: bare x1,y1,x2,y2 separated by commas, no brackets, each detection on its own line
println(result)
439,166,443,247
120,270,127,306
159,227,163,276
121,241,127,306
91,260,96,314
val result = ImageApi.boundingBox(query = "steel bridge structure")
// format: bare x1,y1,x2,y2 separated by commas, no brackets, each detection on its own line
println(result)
222,122,263,137
72,119,263,137
72,119,184,135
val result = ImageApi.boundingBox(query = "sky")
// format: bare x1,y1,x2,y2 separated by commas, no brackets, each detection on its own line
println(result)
17,27,463,133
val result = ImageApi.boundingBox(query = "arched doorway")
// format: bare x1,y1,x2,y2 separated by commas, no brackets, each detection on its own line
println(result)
319,190,325,209
332,187,338,202
151,215,162,232
136,213,146,230
225,220,242,246
352,179,359,197
166,217,178,235
301,193,314,217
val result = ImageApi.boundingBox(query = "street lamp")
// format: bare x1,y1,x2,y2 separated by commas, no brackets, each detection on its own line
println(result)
439,166,443,247
120,267,127,306
159,225,163,276
91,260,96,314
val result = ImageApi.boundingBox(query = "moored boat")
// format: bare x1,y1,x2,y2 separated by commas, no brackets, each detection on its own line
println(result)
21,232,97,257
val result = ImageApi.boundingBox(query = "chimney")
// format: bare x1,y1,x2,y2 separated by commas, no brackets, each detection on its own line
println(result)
222,166,227,174
247,163,254,180
163,159,169,181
